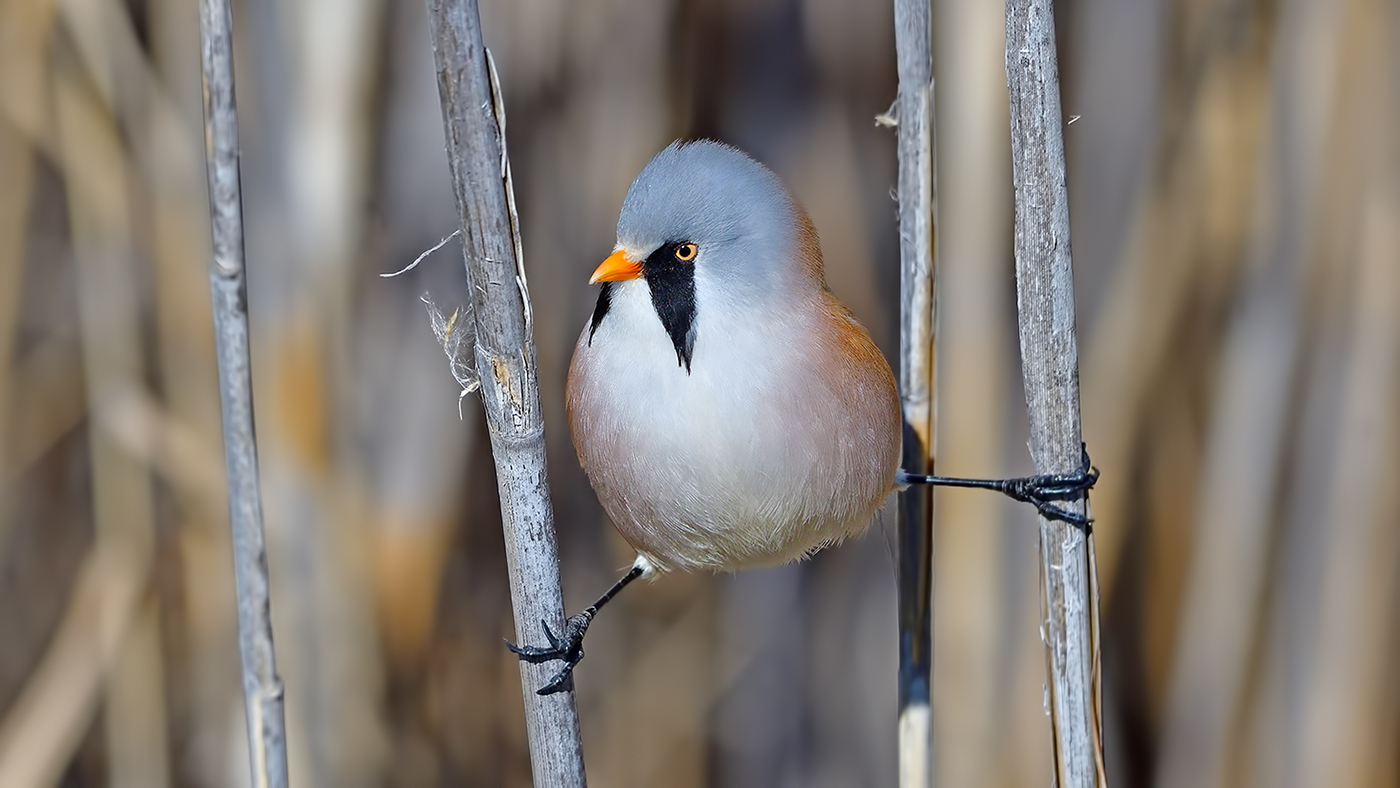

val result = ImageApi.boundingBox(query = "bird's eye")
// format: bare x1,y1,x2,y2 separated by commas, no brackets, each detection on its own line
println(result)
674,243,698,262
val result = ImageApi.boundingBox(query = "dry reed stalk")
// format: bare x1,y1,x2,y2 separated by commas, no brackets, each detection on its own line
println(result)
0,85,127,775
588,588,715,788
715,569,805,786
1243,83,1381,787
1263,3,1400,783
0,546,147,787
892,1,937,784
281,0,380,324
1154,1,1345,785
54,54,171,788
141,0,223,500
0,0,55,548
1003,1,1102,784
423,0,586,782
144,3,242,775
1295,131,1400,788
56,3,229,778
4,336,86,475
367,2,478,686
261,0,388,778
928,0,1016,783
1076,11,1272,766
197,1,291,785
0,128,31,511
1135,361,1203,725
1080,10,1273,599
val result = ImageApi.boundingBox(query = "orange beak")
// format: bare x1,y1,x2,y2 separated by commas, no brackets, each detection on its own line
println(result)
589,249,644,284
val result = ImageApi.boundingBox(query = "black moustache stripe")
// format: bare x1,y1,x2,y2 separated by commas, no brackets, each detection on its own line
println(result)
585,245,697,371
645,243,697,372
588,281,612,345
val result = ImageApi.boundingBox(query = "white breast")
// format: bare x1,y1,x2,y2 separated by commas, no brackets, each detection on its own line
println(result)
566,278,896,572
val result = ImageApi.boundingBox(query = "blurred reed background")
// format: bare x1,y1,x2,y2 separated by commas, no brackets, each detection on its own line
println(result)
0,0,1397,785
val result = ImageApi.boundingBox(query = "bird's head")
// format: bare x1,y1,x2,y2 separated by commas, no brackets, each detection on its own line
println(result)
586,141,825,371
592,140,824,303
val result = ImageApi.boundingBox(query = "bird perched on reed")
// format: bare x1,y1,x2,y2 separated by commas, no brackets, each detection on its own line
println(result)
508,140,1094,694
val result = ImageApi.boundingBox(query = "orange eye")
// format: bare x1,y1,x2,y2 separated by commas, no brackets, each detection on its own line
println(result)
674,243,698,262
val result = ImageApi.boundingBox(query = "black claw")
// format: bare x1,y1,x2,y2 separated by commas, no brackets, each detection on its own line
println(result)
504,611,596,694
1031,500,1092,530
537,648,586,696
1004,445,1098,533
542,619,563,650
503,637,566,663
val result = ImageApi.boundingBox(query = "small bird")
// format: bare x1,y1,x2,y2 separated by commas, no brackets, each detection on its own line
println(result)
508,141,1094,694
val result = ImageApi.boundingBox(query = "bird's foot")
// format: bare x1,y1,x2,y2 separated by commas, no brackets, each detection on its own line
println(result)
995,447,1098,531
505,610,594,695
900,444,1099,532
505,565,644,695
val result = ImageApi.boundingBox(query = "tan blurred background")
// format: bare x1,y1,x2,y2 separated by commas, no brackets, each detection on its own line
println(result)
1,0,1398,785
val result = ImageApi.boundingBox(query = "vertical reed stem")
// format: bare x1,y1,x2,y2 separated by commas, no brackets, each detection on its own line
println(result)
423,0,587,783
893,0,937,785
1004,0,1104,784
197,1,290,786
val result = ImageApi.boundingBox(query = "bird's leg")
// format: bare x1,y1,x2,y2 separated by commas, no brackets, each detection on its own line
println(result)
898,443,1099,532
505,563,645,695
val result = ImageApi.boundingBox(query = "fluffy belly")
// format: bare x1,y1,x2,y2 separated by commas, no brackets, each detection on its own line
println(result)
576,418,885,572
566,312,900,572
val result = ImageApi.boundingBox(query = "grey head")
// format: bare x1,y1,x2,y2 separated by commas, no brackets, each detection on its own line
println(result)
617,140,818,304
590,141,821,373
